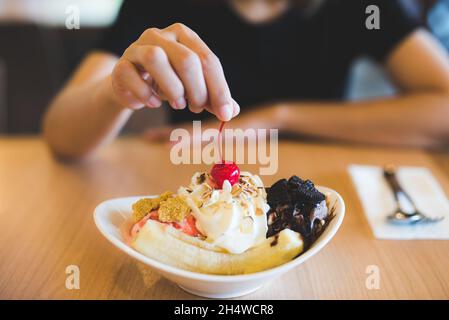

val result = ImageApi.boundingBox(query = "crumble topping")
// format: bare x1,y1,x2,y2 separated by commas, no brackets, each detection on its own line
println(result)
131,191,173,222
158,196,190,223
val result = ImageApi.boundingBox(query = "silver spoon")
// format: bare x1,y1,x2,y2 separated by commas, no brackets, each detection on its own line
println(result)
383,165,444,225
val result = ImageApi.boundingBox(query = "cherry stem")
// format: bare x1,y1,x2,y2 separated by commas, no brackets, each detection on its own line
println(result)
218,121,225,163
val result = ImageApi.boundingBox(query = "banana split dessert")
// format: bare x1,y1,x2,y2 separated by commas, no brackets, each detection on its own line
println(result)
125,162,333,275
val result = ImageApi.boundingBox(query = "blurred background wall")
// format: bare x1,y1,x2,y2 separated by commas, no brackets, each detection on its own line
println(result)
0,0,123,133
0,0,448,134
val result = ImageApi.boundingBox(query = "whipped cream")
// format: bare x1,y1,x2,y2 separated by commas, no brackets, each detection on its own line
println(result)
178,172,269,254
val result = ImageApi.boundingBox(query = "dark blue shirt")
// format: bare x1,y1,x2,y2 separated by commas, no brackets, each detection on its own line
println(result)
97,0,420,123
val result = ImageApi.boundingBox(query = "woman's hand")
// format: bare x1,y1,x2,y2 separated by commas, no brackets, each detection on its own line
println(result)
111,23,239,121
143,104,285,144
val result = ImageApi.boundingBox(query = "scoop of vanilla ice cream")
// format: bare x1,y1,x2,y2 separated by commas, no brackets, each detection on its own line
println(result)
178,172,269,254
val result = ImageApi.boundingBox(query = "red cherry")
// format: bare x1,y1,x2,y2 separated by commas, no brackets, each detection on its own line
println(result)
210,161,240,188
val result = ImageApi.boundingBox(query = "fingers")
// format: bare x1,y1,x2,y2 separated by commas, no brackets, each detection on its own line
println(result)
119,24,237,120
149,31,208,113
111,59,161,109
140,71,162,106
138,28,208,113
124,44,186,109
232,99,240,117
166,23,234,121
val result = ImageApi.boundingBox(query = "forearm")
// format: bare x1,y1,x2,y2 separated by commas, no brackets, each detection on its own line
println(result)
43,76,132,159
279,93,449,148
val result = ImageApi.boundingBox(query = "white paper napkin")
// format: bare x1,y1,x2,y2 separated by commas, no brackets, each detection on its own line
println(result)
348,164,449,239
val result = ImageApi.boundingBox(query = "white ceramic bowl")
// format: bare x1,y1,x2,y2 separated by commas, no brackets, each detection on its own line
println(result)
94,186,345,298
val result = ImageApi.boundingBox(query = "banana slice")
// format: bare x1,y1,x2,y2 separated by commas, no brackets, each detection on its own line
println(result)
131,220,303,275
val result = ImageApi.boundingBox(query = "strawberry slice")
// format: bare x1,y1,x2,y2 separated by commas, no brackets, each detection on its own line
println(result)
130,210,202,238
172,214,202,237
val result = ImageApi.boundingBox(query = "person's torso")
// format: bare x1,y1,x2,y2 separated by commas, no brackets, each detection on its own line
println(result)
107,0,416,123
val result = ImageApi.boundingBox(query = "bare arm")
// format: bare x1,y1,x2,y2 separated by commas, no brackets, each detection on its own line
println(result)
279,30,449,148
42,53,132,159
280,93,449,148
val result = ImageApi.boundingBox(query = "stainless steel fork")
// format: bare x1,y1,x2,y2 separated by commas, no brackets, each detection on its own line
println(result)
383,165,444,225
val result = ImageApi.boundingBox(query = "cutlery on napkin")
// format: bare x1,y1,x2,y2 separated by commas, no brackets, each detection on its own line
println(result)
348,164,449,239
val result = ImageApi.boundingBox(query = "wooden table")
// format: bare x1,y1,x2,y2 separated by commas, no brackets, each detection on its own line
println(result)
1,137,449,299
